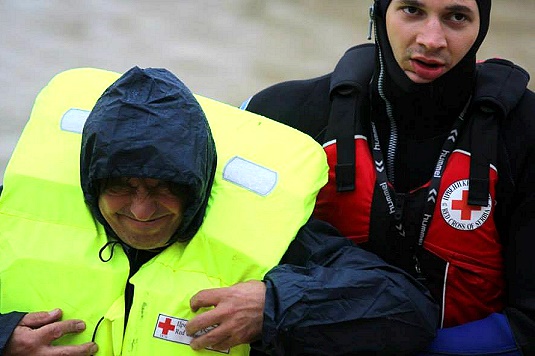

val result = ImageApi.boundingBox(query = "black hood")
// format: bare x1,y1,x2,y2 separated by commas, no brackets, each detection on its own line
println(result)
373,0,492,120
80,66,217,244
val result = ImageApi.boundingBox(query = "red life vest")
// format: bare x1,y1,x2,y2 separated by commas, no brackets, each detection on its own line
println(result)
315,138,503,327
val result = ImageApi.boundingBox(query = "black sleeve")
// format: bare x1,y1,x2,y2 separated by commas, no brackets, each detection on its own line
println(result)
499,90,535,354
0,312,25,355
257,219,439,355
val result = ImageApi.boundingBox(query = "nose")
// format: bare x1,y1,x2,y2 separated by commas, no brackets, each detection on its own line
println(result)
129,188,157,221
416,17,447,50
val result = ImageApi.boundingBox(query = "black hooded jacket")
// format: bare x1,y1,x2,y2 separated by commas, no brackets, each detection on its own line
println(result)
81,66,216,245
80,66,217,326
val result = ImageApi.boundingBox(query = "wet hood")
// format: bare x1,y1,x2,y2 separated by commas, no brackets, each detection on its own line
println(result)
80,66,216,243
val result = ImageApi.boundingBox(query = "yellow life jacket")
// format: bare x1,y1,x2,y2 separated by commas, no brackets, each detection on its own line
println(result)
0,68,327,355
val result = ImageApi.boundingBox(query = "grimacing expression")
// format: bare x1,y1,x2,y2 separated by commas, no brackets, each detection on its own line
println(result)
385,0,480,83
98,177,187,250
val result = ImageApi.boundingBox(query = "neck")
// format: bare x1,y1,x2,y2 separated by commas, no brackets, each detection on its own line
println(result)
374,45,475,139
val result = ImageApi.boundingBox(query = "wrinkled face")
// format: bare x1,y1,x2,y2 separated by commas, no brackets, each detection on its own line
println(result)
386,0,480,83
98,177,187,250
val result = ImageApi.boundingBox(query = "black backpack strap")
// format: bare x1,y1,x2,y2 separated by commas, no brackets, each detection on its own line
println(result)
468,59,529,205
468,106,498,206
327,44,375,192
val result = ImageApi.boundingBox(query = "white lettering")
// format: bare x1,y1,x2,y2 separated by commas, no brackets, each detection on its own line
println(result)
380,182,395,214
433,150,450,178
419,213,432,241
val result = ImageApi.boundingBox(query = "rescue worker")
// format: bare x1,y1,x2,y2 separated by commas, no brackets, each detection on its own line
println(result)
189,0,535,354
0,65,438,354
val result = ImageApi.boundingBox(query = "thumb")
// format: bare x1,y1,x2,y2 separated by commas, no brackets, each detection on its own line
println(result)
20,308,62,328
190,288,224,312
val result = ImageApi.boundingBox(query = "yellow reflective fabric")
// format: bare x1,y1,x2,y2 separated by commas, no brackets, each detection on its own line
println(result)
0,68,328,355
0,68,129,352
195,95,328,284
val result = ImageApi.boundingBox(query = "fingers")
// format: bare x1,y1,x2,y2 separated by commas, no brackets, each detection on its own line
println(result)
189,326,231,352
187,281,266,351
186,305,223,335
189,287,225,312
46,342,99,356
19,309,90,345
187,288,233,350
37,319,88,344
19,309,63,329
5,320,97,356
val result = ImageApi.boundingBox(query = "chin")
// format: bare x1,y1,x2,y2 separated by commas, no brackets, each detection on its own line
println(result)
127,238,169,250
405,72,432,84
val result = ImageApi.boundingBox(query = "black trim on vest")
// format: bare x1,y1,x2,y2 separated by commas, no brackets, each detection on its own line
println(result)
327,44,375,192
468,59,530,206
330,92,358,192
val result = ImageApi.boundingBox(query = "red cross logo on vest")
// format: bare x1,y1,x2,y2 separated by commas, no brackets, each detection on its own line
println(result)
158,317,176,336
440,179,492,231
451,190,482,220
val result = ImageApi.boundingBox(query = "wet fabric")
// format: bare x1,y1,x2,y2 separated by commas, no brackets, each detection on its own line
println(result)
81,66,216,244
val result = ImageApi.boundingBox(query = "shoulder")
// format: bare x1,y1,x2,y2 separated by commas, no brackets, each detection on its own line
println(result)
245,73,332,140
512,88,535,123
498,88,535,193
244,44,377,141
503,88,535,167
503,88,535,143
475,58,534,147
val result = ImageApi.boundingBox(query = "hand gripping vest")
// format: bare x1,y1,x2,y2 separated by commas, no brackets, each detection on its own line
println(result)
0,68,328,355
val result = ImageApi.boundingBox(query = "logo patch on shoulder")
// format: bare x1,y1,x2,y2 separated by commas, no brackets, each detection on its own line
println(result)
440,179,492,231
153,314,229,353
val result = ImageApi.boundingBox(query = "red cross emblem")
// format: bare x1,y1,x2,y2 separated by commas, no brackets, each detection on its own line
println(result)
158,317,176,336
451,190,482,220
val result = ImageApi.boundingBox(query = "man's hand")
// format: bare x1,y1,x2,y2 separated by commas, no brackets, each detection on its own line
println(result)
4,308,98,356
186,280,266,351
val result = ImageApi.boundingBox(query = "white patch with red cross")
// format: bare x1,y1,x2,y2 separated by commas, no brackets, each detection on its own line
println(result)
440,179,492,231
153,314,229,353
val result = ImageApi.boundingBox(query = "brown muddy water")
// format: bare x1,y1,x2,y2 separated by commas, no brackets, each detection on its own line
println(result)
0,0,533,182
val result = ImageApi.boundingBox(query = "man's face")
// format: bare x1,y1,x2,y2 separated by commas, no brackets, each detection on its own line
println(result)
98,177,187,250
385,0,480,83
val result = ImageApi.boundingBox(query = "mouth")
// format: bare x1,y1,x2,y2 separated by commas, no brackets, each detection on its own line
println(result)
408,57,446,82
416,60,439,68
121,215,170,229
412,56,445,68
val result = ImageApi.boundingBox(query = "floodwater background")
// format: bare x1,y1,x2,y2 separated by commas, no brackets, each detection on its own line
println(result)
1,0,533,183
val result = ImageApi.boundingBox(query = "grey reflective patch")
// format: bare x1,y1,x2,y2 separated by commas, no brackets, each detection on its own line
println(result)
223,156,277,196
60,108,90,134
